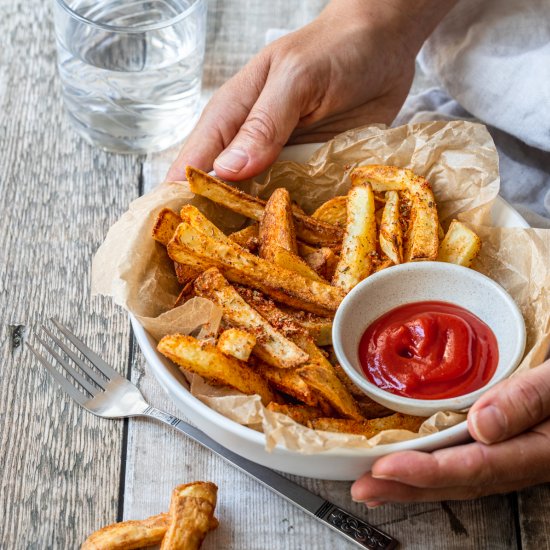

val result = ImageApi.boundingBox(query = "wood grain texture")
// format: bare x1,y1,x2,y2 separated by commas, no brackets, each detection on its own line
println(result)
0,0,141,547
518,485,550,550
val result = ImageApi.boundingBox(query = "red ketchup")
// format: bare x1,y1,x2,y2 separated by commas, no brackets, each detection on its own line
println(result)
358,301,498,399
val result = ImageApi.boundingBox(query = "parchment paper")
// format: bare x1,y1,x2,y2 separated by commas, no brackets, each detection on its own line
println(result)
92,121,550,453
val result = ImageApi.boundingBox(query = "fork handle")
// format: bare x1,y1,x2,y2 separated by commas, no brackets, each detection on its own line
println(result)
141,405,397,550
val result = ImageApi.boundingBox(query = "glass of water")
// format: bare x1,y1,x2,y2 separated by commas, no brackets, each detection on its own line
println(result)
53,0,207,153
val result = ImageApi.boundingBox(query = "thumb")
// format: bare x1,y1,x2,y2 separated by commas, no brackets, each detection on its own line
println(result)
213,75,302,181
468,359,550,444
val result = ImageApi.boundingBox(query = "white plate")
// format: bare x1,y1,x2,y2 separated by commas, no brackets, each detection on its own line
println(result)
131,143,528,481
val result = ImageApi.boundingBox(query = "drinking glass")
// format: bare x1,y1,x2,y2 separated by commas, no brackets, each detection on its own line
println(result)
53,0,207,153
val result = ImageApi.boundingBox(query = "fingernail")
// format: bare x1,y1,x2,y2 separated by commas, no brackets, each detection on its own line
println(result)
214,148,249,173
469,405,507,444
371,472,400,482
365,501,385,509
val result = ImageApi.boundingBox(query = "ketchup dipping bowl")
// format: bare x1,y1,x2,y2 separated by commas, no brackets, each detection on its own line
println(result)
332,262,526,417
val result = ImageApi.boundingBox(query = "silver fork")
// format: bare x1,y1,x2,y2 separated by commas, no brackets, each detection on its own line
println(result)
29,319,397,550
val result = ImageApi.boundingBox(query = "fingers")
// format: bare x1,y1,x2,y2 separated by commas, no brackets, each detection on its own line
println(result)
166,57,270,181
213,68,304,181
350,419,550,504
351,472,536,505
468,359,550,444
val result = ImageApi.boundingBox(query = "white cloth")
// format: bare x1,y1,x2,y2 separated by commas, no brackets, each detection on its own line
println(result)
403,0,550,227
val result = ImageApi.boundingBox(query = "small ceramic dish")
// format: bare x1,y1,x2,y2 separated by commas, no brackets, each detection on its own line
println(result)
332,262,526,417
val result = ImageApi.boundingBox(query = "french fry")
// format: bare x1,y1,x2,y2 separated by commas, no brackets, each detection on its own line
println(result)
350,165,439,261
332,184,377,293
312,196,347,227
269,246,326,282
257,187,325,284
152,209,201,285
217,328,256,361
193,268,309,368
153,208,181,246
295,335,363,421
332,364,393,419
254,362,320,407
266,402,325,425
81,513,170,550
259,187,298,256
160,482,218,550
185,166,343,246
236,286,333,345
229,224,259,252
437,219,481,267
301,247,339,280
309,413,425,437
180,204,229,242
157,334,276,405
379,190,403,264
168,220,345,316
174,262,200,285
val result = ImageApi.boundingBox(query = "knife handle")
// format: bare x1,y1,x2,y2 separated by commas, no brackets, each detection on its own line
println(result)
315,501,397,550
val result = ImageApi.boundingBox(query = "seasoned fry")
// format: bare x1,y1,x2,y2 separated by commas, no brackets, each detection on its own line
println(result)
301,247,339,280
280,308,333,346
217,328,256,361
81,513,170,550
174,262,200,285
236,286,333,346
350,165,439,261
259,187,298,256
437,219,481,267
193,268,308,369
168,221,345,316
295,336,363,421
312,196,347,227
254,362,319,406
309,413,425,437
157,334,276,405
267,402,325,425
332,184,377,293
332,364,393,418
152,208,181,247
269,246,326,282
229,224,259,252
160,482,218,550
379,190,403,264
185,166,343,246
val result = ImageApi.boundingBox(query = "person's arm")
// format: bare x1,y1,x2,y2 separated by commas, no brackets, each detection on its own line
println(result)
351,359,550,506
167,0,457,181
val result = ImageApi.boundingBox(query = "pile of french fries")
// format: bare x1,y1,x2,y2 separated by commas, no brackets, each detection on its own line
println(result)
82,482,218,550
152,165,481,437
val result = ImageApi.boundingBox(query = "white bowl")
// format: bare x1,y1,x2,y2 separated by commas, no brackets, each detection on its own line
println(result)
132,143,529,480
332,262,526,417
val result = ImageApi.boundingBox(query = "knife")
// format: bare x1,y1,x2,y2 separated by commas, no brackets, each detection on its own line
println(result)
145,405,398,550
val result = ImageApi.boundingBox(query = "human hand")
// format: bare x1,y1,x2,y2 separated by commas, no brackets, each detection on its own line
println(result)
351,359,550,506
167,0,457,181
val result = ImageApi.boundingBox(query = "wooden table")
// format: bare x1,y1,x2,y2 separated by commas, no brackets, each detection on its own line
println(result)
2,0,549,548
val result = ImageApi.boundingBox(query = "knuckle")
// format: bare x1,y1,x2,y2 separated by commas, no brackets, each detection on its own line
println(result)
506,377,548,427
240,108,280,145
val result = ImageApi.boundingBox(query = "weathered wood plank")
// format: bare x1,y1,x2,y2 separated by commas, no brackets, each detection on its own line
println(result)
518,485,550,550
0,0,141,547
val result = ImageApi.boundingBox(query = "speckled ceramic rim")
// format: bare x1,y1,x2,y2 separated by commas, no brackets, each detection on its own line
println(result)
332,262,527,414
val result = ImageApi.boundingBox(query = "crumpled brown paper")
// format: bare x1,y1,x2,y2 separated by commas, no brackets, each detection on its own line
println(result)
92,121,550,453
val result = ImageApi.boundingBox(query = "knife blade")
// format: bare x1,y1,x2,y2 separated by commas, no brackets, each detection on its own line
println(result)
145,405,398,550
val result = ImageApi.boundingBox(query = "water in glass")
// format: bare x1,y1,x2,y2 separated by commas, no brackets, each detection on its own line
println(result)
54,0,206,153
